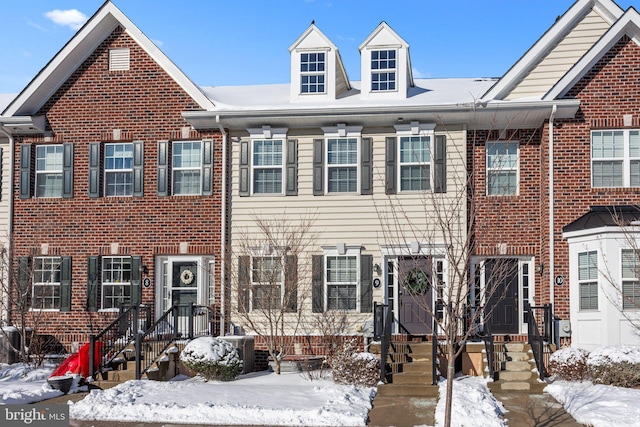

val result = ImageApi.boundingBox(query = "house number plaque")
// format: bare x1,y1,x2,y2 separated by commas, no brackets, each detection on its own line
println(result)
143,277,151,288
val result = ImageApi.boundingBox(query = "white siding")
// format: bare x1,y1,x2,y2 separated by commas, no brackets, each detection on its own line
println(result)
506,10,610,100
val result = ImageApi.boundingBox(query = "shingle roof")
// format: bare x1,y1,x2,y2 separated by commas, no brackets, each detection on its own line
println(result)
563,205,640,233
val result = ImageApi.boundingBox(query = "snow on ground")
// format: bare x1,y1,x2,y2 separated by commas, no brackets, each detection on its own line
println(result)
1,344,639,426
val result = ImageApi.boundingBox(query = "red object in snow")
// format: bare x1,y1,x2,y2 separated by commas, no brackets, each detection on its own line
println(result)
50,342,103,379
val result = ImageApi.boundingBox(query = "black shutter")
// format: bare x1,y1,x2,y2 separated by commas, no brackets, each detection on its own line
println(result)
239,141,250,197
238,256,250,312
313,139,324,196
88,143,101,198
133,141,144,197
284,255,298,312
62,143,74,198
361,138,373,195
312,255,324,313
131,256,142,306
19,144,32,199
157,141,169,196
434,135,447,193
360,254,373,313
286,139,298,196
201,139,213,196
385,137,397,194
87,256,100,312
60,257,72,312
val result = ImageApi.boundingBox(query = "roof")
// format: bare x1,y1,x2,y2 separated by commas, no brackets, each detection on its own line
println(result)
2,0,213,117
562,205,640,234
0,94,16,113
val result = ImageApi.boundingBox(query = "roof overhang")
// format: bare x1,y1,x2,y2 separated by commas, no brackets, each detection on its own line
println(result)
182,99,580,131
0,115,47,134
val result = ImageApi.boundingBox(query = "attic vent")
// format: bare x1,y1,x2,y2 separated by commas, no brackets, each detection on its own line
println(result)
109,48,130,71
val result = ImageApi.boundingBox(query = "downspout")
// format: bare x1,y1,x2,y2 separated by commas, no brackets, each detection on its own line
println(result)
0,126,13,326
216,115,227,335
548,105,557,311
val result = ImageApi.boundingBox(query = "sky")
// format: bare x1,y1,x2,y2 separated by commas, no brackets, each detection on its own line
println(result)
0,0,637,94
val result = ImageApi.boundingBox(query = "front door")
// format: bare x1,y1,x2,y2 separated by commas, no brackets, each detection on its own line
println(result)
485,258,519,335
398,256,433,335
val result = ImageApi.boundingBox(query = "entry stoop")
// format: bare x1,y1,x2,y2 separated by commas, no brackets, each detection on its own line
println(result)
488,342,546,393
369,342,438,426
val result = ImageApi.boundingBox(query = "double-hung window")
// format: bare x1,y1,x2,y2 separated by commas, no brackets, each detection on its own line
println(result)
172,141,202,195
327,138,358,193
371,49,396,91
591,130,640,187
621,249,640,310
35,146,64,197
326,255,358,310
578,251,598,310
251,256,283,310
301,52,325,94
32,257,62,310
102,256,132,309
486,141,519,196
400,136,431,191
253,140,283,194
104,143,133,196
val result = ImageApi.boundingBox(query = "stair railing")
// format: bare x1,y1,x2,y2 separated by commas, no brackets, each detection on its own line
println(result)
477,306,495,380
374,302,394,383
136,302,217,379
89,304,151,380
525,301,550,380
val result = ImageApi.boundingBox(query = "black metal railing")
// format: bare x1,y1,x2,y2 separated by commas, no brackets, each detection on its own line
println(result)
525,302,553,380
89,305,151,380
137,303,217,378
374,302,394,382
478,308,496,380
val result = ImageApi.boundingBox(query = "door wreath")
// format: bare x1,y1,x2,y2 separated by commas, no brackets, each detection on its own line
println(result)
403,268,430,295
180,268,195,285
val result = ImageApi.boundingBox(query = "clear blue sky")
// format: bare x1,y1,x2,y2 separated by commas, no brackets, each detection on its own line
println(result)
0,0,637,94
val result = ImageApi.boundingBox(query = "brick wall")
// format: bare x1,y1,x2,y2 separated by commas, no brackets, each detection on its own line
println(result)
10,26,227,347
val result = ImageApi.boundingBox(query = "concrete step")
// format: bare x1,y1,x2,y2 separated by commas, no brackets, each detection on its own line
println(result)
392,372,434,385
504,360,533,372
402,362,433,374
500,370,535,382
376,383,439,398
507,352,531,362
504,342,530,353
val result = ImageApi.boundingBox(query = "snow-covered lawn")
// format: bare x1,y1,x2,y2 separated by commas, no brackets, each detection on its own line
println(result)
1,347,639,426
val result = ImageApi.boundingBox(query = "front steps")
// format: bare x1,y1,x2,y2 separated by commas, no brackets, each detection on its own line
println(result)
488,342,546,393
92,343,182,388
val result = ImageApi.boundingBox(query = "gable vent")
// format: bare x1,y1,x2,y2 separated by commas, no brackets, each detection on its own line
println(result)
109,48,130,71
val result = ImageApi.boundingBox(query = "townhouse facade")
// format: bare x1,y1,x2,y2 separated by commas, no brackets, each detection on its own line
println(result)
0,0,639,359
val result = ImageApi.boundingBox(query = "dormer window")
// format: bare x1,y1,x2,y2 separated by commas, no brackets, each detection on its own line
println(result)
371,49,396,91
301,52,326,94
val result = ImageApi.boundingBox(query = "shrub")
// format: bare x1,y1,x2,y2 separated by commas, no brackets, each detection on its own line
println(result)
548,347,589,381
586,345,640,388
180,337,242,381
328,340,379,388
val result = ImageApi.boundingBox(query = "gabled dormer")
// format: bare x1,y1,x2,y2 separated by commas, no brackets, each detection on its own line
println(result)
289,23,350,102
359,22,413,100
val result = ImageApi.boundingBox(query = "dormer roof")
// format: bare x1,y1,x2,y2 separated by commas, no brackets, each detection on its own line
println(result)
288,23,350,101
2,0,214,118
483,0,624,101
358,21,413,99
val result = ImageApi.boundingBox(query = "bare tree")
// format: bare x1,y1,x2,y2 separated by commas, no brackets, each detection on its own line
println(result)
231,212,317,374
375,119,530,427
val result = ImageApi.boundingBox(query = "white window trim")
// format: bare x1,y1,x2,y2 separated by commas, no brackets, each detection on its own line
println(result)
35,145,64,198
31,256,62,311
395,123,435,192
322,125,362,194
300,50,327,95
620,248,640,311
172,140,203,196
100,256,132,310
578,250,599,312
370,48,398,93
104,142,134,197
486,140,520,196
247,127,288,196
250,255,284,311
591,129,640,188
322,244,361,311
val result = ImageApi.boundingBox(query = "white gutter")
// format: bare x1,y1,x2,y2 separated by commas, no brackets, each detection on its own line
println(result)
216,115,227,335
548,105,557,310
0,125,13,326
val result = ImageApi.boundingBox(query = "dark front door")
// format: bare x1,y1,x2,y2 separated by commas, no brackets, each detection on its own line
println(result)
485,258,519,335
171,261,198,334
398,256,433,335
